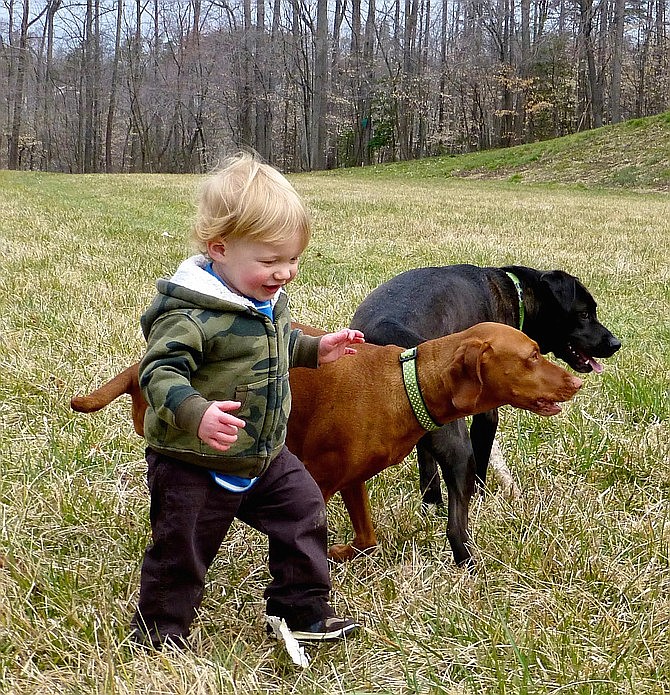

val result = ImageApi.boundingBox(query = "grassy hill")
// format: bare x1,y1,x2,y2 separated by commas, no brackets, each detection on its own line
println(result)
346,111,670,191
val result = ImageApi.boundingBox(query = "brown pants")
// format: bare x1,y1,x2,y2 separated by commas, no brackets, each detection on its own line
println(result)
131,446,333,647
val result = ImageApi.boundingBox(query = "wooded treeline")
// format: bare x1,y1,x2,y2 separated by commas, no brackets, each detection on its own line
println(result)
1,0,668,173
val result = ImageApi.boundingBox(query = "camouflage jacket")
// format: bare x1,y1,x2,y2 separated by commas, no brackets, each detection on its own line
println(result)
139,254,321,475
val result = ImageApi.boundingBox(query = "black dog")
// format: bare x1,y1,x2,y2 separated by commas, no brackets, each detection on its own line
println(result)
350,265,621,566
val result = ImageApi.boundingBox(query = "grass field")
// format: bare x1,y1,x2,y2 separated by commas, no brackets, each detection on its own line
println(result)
0,149,669,693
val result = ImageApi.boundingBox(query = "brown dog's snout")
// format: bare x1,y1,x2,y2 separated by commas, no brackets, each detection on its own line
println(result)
558,373,582,400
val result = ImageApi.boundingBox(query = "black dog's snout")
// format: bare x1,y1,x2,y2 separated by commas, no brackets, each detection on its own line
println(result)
600,334,622,356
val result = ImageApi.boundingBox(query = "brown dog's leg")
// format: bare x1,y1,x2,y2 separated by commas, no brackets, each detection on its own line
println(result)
328,481,379,562
70,362,146,436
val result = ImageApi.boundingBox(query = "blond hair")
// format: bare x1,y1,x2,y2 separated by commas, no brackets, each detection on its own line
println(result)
191,152,311,253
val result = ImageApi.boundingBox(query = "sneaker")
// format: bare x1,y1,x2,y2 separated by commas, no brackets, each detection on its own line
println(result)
268,615,359,642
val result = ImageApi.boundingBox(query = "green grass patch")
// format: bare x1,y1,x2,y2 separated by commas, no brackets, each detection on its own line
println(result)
325,111,670,192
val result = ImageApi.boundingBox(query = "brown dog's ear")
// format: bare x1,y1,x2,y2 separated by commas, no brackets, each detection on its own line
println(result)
450,339,490,412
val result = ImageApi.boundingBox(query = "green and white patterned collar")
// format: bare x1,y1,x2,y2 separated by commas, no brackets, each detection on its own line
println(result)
399,347,442,431
505,271,525,331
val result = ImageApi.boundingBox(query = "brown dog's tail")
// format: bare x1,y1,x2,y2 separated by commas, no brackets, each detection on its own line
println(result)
70,362,146,436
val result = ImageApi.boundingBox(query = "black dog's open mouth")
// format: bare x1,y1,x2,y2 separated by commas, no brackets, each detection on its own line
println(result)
562,342,603,374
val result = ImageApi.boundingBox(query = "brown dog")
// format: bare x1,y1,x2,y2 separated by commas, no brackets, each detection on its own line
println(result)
71,322,581,561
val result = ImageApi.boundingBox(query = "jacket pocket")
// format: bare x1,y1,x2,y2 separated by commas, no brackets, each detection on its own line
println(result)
198,376,271,457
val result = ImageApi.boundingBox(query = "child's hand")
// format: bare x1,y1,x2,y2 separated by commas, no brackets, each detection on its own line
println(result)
198,401,246,451
318,329,365,364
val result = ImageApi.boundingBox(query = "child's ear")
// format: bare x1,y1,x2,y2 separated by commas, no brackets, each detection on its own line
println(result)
207,241,226,261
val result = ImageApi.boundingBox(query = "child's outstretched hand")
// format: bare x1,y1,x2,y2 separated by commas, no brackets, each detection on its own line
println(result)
198,401,246,451
318,329,365,364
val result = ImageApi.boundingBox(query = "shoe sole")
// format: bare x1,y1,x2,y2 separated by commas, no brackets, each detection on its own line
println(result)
285,623,359,642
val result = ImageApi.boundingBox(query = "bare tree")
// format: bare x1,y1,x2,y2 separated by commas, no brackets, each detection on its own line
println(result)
105,0,123,172
7,0,47,169
610,0,626,122
33,0,62,170
576,0,604,128
82,0,101,171
310,0,328,168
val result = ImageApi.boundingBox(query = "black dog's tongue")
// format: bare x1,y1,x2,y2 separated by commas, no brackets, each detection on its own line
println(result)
577,348,603,373
588,356,604,373
569,344,604,373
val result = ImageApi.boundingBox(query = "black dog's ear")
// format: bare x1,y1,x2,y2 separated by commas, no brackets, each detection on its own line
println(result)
540,270,578,313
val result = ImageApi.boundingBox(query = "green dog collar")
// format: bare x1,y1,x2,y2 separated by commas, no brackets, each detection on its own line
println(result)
505,271,525,331
399,347,442,431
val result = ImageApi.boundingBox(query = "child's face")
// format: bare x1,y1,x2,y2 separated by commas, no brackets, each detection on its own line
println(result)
207,235,303,301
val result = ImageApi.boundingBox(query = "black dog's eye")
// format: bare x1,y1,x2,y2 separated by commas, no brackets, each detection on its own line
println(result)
577,311,590,321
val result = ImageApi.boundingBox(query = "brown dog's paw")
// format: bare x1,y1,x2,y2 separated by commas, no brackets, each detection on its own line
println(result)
328,543,378,562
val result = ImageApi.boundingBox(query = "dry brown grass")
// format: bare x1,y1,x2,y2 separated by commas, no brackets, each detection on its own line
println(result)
0,168,668,693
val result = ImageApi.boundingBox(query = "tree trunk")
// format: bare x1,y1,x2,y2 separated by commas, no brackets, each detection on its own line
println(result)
610,0,625,123
310,0,328,170
128,0,145,171
8,0,31,169
83,0,96,171
34,0,61,170
239,0,253,147
578,0,603,128
254,0,273,160
398,0,419,160
361,0,375,164
105,0,123,172
518,0,531,139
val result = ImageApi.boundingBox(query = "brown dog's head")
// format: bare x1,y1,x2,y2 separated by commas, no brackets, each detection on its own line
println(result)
450,322,582,416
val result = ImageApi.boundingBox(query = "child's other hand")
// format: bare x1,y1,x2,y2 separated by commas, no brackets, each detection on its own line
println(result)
318,329,365,364
198,401,246,451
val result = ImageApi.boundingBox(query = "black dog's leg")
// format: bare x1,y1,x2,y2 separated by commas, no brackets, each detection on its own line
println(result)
417,434,443,506
419,421,477,566
440,429,477,567
469,409,499,492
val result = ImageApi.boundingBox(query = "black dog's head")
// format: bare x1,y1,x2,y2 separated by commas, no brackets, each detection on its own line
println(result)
535,270,621,373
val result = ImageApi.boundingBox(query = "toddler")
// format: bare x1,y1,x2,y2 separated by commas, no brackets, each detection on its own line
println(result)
130,152,364,649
